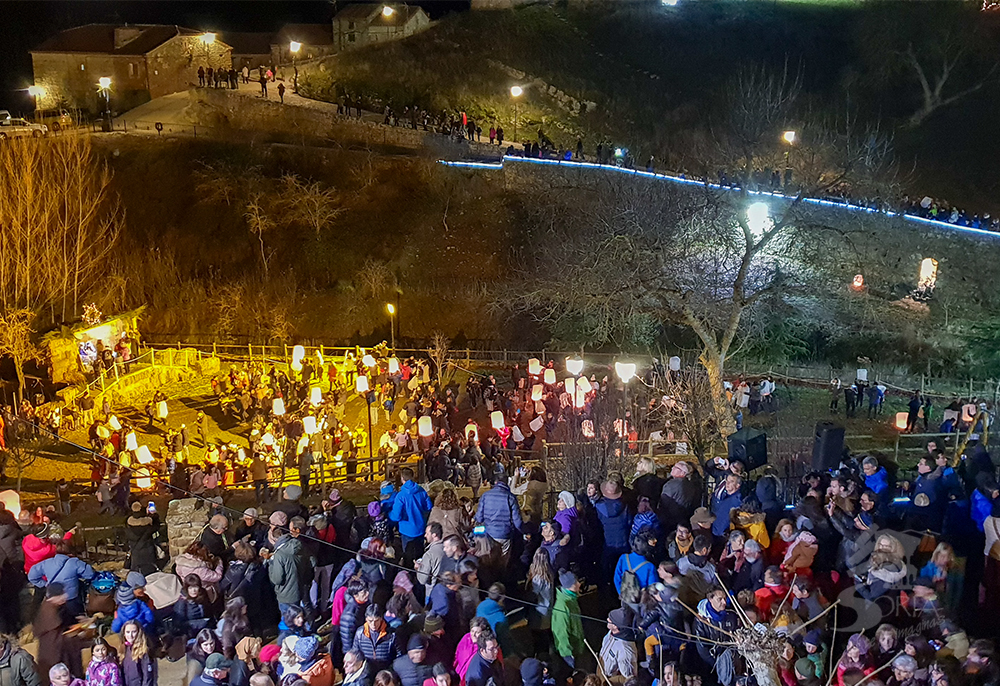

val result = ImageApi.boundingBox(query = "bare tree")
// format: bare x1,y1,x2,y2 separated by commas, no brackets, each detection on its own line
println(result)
0,310,42,404
428,332,451,384
281,174,342,238
0,135,122,323
245,194,274,275
2,433,49,494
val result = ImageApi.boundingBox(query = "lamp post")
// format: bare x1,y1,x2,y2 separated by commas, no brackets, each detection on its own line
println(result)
615,361,636,456
510,85,523,144
289,41,301,93
782,129,796,188
386,302,396,352
98,77,112,129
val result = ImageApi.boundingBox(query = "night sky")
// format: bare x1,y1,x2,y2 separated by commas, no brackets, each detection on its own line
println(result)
1,1,469,115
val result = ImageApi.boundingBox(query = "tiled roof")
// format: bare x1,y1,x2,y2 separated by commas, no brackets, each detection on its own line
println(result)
32,24,213,55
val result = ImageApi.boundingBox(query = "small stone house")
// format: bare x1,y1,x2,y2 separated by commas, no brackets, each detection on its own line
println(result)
272,24,336,65
31,24,233,114
332,4,431,52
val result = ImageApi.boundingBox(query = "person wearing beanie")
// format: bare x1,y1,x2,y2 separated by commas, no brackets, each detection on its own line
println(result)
293,635,333,686
268,516,311,612
552,491,579,551
795,657,822,686
600,607,638,679
392,634,432,686
265,510,289,551
274,485,308,522
200,514,231,563
380,482,398,513
520,658,544,686
803,630,828,679
552,571,584,671
112,573,155,633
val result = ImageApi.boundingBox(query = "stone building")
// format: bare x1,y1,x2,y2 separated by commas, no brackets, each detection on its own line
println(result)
332,4,431,52
272,24,336,65
223,31,276,73
31,24,232,114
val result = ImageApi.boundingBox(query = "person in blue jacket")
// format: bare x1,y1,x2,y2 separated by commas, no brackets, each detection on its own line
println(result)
710,474,743,539
389,468,433,565
595,481,631,587
111,572,155,633
27,540,96,618
613,531,659,596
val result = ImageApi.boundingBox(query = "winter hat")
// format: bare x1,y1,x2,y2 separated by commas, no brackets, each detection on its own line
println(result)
407,634,429,651
205,654,233,671
521,659,544,686
559,570,578,589
393,571,414,593
293,636,319,662
794,658,815,678
558,491,576,509
309,514,327,530
637,497,652,514
259,644,281,665
130,501,143,513
847,634,871,655
424,613,444,634
284,485,302,501
126,571,147,589
608,607,634,630
244,508,259,519
328,489,341,503
367,501,381,518
269,511,289,527
115,584,136,605
690,507,716,528
855,512,873,530
804,630,822,647
380,482,395,497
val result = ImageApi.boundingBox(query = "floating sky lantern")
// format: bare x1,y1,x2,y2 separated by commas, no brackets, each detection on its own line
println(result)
895,412,908,430
578,377,592,394
157,401,168,419
566,357,584,376
388,358,400,374
918,258,939,290
108,416,122,431
310,387,323,406
669,356,681,371
303,416,317,435
544,368,556,385
272,398,285,416
356,376,370,393
292,345,305,363
262,433,275,446
490,411,505,430
531,384,543,401
527,358,542,376
136,445,154,464
565,377,576,397
529,416,543,432
362,354,376,367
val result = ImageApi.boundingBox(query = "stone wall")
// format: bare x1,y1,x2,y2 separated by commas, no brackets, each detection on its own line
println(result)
166,498,209,559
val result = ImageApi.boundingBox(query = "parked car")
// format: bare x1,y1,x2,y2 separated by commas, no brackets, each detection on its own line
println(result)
34,108,75,131
0,118,48,138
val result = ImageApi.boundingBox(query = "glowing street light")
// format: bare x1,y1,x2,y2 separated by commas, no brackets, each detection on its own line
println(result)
382,5,395,17
782,130,797,145
27,85,45,99
746,201,772,239
386,303,397,351
615,362,636,384
510,85,523,143
200,32,216,44
289,41,302,54
98,77,112,90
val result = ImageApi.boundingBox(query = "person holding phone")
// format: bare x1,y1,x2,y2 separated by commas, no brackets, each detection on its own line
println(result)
126,500,161,576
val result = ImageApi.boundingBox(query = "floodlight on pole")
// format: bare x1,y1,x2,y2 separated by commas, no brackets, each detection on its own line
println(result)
27,85,45,98
98,77,112,90
386,303,396,350
510,86,523,143
615,362,636,384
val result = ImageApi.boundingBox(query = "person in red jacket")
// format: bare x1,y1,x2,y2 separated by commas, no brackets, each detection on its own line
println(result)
22,523,73,575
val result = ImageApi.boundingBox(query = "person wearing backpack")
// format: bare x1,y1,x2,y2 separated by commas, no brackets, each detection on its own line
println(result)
614,531,659,610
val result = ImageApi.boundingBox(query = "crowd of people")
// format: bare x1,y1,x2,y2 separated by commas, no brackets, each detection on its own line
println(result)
0,351,998,686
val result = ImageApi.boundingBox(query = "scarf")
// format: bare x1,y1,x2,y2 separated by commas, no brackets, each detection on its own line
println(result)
702,600,727,624
675,537,693,556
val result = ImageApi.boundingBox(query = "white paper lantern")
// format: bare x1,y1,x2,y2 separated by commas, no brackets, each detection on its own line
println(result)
310,387,323,406
531,384,543,402
157,401,168,419
669,356,681,371
362,354,376,367
97,425,110,439
565,357,584,376
465,423,478,441
303,416,317,435
565,378,576,397
578,377,592,394
582,420,595,438
136,476,152,490
388,358,400,374
316,350,324,366
527,358,542,376
136,445,153,464
575,388,586,408
529,416,544,432
418,416,434,437
615,362,637,383
490,411,505,430
856,368,868,382
290,360,303,373
511,426,525,442
895,412,908,430
544,368,556,385
272,398,286,416
125,432,138,451
356,376,370,393
108,416,122,431
534,400,545,414
262,433,275,446
292,345,305,363
237,448,246,461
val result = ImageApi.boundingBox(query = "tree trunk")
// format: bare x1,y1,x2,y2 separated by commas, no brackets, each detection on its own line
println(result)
700,346,737,441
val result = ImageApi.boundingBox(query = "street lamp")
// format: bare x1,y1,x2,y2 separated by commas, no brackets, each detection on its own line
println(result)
382,5,395,17
510,85,523,144
27,85,45,111
200,32,216,44
289,41,301,92
782,130,796,145
615,361,636,455
782,130,796,188
97,77,112,122
386,302,396,351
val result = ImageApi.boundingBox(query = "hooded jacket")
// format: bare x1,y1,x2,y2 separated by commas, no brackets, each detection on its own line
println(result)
174,553,223,586
268,534,312,605
21,533,58,574
390,480,434,539
552,587,585,659
27,554,95,600
595,497,630,550
112,587,155,632
0,640,39,686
